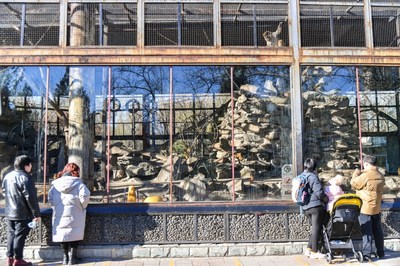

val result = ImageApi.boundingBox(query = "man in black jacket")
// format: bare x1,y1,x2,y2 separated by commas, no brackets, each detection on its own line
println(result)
2,155,41,266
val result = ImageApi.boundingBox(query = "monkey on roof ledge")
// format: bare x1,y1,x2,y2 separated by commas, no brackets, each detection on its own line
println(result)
263,22,285,47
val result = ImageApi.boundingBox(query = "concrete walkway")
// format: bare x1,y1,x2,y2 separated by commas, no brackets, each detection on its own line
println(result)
4,252,399,266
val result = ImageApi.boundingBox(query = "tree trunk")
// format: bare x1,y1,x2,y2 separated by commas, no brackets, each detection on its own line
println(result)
68,68,93,191
68,4,94,190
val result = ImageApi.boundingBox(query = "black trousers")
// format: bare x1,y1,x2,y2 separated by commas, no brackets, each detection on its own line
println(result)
6,219,31,259
61,241,79,250
304,206,325,252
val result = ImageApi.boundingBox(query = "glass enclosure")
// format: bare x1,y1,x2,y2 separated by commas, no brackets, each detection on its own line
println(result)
0,1,399,204
2,65,398,203
0,67,47,200
301,66,400,196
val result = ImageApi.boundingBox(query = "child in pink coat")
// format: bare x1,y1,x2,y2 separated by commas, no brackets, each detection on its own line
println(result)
324,175,345,212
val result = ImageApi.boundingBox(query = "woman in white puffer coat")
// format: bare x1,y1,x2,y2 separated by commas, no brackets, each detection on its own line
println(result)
48,163,90,265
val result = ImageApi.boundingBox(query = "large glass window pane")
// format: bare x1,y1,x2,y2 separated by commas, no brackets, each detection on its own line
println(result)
221,3,288,47
230,66,292,200
172,66,230,201
359,66,400,176
301,66,359,192
46,66,106,202
47,66,70,182
0,66,47,201
111,66,170,203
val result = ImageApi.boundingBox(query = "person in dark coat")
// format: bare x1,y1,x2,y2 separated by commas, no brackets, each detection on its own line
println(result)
2,155,41,266
301,158,328,259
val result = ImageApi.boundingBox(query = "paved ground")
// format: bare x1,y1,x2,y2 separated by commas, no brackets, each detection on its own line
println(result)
3,252,399,266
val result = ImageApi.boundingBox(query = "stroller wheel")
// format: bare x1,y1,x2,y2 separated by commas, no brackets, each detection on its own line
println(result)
326,253,333,264
355,251,363,262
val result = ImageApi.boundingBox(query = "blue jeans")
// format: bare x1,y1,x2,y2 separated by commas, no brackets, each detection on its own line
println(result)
358,213,385,257
6,219,31,259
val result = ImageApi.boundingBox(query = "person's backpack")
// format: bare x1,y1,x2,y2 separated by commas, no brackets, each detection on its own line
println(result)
291,172,311,206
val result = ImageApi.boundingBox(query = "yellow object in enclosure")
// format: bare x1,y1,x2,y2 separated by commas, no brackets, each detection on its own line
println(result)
127,186,136,203
144,195,163,203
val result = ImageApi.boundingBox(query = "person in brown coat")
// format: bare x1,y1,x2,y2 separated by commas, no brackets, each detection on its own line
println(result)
351,154,385,261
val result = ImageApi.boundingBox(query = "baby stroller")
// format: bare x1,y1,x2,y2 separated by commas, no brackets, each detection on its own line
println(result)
323,193,363,263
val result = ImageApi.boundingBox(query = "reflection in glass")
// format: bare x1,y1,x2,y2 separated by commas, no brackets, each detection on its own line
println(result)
0,66,46,190
301,66,359,192
172,66,230,201
46,66,107,198
109,66,170,202
359,66,400,175
229,66,292,200
1,65,399,203
47,66,70,183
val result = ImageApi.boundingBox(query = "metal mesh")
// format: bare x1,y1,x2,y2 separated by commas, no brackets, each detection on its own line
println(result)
371,0,399,3
68,3,99,46
221,3,288,47
371,6,400,47
101,3,137,46
0,3,59,46
68,3,137,46
0,4,23,46
145,3,213,46
24,4,60,46
300,4,365,47
301,0,361,2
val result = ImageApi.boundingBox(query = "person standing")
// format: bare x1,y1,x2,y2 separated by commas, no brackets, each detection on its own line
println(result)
2,155,41,266
351,154,385,261
301,158,328,259
48,163,90,265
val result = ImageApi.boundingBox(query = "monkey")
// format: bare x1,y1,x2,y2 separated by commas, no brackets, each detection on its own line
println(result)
263,22,284,47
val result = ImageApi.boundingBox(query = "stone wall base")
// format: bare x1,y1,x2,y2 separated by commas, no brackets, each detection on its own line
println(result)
1,240,400,260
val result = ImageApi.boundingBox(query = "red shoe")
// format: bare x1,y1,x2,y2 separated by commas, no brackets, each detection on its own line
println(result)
13,259,32,266
7,257,14,266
